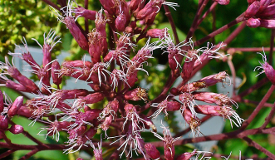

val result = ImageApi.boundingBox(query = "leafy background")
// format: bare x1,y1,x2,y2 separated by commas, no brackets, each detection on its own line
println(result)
1,0,275,159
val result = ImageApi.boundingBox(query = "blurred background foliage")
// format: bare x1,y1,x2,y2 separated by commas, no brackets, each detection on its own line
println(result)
1,0,275,159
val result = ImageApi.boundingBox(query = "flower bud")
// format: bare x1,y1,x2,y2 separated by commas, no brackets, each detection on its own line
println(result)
166,101,181,111
124,88,148,102
199,71,229,87
84,128,97,139
182,109,201,136
88,31,106,64
177,150,196,160
51,60,62,85
181,50,198,80
101,115,112,131
64,17,89,51
260,19,275,29
115,13,128,32
257,3,275,17
62,60,93,68
259,0,272,12
74,6,96,20
95,10,107,38
214,0,230,5
146,28,168,39
9,124,23,134
255,53,275,84
193,92,237,107
99,0,116,15
8,96,24,117
81,93,105,105
22,52,40,72
130,0,145,11
17,105,32,118
144,143,160,159
246,18,261,28
0,115,8,130
136,0,164,20
244,1,260,18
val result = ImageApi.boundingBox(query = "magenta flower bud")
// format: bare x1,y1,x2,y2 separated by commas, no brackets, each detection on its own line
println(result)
124,103,137,115
193,92,237,107
259,0,272,12
195,105,225,116
103,50,116,63
78,93,105,105
88,31,106,64
244,1,260,18
255,52,275,84
177,150,196,160
0,115,8,130
17,105,33,118
167,101,181,111
150,99,181,118
84,128,97,139
99,0,116,15
88,83,101,91
144,11,157,25
67,24,89,51
124,88,148,102
60,13,89,50
130,0,145,11
145,143,160,159
0,90,4,112
182,109,201,136
147,28,168,39
259,19,275,29
74,6,96,20
195,105,244,127
91,141,103,160
3,64,38,92
199,71,229,87
21,52,40,72
84,109,102,122
246,18,261,28
126,70,138,87
95,10,107,38
8,96,24,117
51,60,62,85
257,3,275,17
115,13,127,32
101,115,112,131
62,60,93,68
181,50,198,80
52,89,89,101
9,124,23,134
214,0,230,5
132,42,156,66
179,81,206,92
136,0,164,20
69,126,87,140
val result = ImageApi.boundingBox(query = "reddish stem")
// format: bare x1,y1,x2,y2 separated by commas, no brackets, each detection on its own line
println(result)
243,136,275,159
194,13,245,46
163,5,179,44
241,85,275,130
186,0,210,40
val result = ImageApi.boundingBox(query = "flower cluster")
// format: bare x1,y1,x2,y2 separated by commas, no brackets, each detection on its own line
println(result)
4,0,275,159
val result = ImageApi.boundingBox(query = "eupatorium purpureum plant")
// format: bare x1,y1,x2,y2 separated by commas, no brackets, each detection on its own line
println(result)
1,0,275,159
